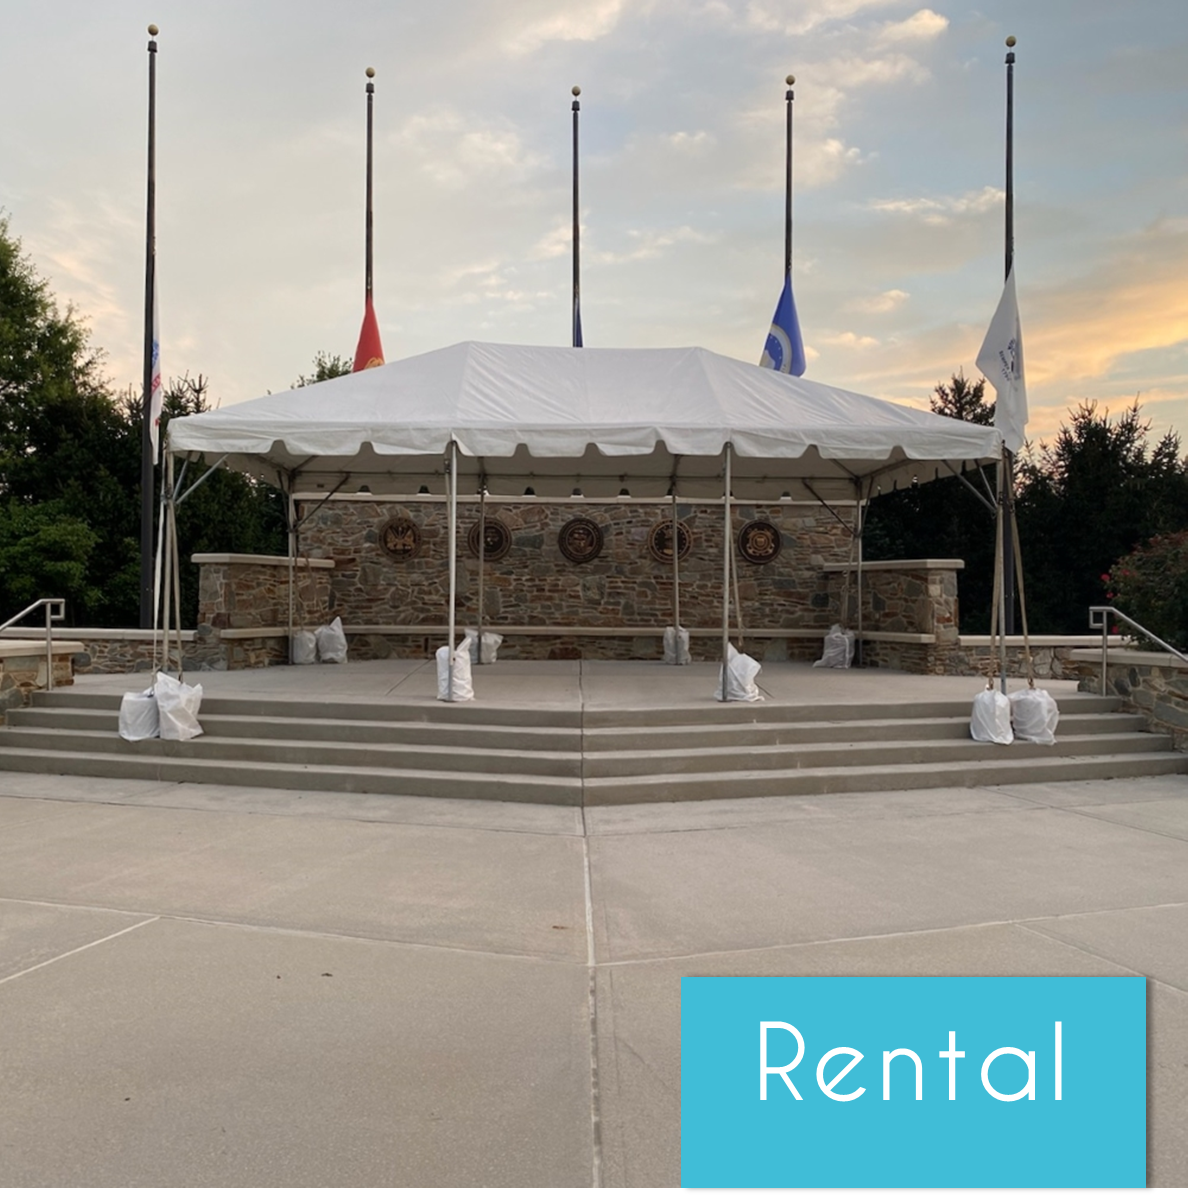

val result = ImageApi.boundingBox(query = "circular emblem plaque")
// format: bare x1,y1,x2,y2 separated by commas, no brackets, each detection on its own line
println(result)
467,517,512,562
647,520,692,563
378,518,421,560
737,520,782,565
558,517,604,564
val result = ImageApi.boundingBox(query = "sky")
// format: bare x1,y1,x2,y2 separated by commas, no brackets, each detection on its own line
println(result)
1,0,1186,447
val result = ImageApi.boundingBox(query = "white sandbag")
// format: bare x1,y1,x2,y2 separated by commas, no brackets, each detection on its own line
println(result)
1010,687,1059,745
663,625,691,665
713,643,764,702
463,627,503,665
970,687,1013,745
315,616,348,664
291,629,317,665
813,624,855,669
436,638,475,702
119,688,159,741
154,671,204,741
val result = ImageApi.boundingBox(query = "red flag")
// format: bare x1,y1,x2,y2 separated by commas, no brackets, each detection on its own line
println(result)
353,298,384,371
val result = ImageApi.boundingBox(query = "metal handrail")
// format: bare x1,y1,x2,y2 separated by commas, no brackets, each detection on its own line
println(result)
0,598,66,692
1088,605,1188,696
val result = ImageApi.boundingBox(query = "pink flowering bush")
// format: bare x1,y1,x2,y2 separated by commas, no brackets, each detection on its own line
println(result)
1103,530,1188,651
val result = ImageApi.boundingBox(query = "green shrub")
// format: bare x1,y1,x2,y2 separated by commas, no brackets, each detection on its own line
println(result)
1103,531,1188,651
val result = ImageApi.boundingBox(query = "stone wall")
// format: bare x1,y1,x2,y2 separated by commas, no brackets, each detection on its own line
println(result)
1073,649,1188,749
298,497,853,640
196,555,332,633
824,561,960,642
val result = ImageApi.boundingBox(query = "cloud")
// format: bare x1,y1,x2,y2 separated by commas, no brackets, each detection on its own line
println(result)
499,0,631,54
820,330,880,349
849,288,910,313
868,186,1005,225
743,0,903,37
393,109,549,191
1023,217,1188,386
591,225,714,266
874,8,949,44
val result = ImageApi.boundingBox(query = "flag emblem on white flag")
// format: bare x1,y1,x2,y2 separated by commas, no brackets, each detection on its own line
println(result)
976,267,1027,453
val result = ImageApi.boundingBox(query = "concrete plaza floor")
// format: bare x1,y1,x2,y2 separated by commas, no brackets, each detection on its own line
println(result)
0,661,1185,1185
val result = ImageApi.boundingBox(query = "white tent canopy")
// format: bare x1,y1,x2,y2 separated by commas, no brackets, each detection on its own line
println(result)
165,341,1002,499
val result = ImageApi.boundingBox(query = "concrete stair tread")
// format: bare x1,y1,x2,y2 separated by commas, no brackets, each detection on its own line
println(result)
9,709,580,747
0,727,581,766
582,748,1186,787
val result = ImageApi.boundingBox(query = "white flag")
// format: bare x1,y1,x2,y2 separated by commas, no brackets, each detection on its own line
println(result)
149,281,163,462
976,267,1027,454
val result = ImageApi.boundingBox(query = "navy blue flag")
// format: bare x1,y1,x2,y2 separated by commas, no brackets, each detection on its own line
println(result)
573,293,583,348
759,275,806,376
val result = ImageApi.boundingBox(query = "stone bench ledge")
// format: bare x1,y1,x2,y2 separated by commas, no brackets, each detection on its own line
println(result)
822,559,964,573
0,629,196,643
0,640,87,660
1069,648,1188,670
192,554,335,570
961,635,1127,649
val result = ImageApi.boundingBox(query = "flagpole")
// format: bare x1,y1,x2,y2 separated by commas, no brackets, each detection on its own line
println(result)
365,66,375,304
1001,35,1017,637
139,23,159,629
784,74,794,281
572,85,582,348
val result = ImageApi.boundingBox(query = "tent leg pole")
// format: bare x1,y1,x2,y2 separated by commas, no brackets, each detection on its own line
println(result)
998,456,1008,696
855,483,865,668
169,484,184,681
160,454,173,676
720,444,732,700
477,486,486,665
671,488,681,664
447,441,458,700
152,466,167,672
287,487,296,665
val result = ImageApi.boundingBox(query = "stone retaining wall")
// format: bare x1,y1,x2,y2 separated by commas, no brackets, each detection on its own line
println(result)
1073,649,1188,749
298,498,853,633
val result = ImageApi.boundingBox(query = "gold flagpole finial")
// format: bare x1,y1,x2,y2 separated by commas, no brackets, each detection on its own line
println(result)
786,74,795,85
147,23,159,35
1005,35,1016,47
365,66,375,78
572,85,581,97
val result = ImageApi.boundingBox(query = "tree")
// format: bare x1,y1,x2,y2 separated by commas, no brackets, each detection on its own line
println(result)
294,351,351,388
1015,402,1188,632
0,216,286,627
929,370,994,426
863,372,999,630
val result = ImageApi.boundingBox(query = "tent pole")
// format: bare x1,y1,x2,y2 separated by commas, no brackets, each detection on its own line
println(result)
720,444,732,700
169,477,184,680
447,441,458,699
152,457,168,672
998,455,1008,695
287,486,297,665
160,452,174,675
477,484,486,664
855,484,865,667
671,487,681,663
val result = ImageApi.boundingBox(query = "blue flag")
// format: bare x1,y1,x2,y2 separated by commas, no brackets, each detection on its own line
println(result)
573,293,583,349
759,275,806,376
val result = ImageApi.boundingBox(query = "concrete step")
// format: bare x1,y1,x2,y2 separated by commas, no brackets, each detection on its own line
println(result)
581,751,1188,805
8,707,582,752
0,727,582,777
5,686,1179,806
581,731,1172,777
579,693,1124,728
32,687,1123,729
581,711,1146,750
0,745,582,805
9,705,1143,751
29,688,584,729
